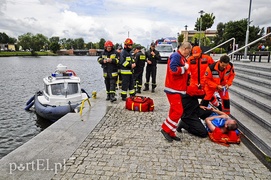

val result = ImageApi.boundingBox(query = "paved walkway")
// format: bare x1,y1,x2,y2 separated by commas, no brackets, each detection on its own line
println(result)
53,63,271,179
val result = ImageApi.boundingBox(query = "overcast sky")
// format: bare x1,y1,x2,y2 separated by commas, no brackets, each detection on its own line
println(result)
0,0,270,47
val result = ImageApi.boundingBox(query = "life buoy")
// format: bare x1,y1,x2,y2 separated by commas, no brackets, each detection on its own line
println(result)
66,69,77,76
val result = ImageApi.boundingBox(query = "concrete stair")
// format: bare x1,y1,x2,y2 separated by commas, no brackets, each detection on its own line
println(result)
229,62,271,169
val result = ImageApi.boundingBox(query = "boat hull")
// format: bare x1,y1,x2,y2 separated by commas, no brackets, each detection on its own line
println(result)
34,92,79,122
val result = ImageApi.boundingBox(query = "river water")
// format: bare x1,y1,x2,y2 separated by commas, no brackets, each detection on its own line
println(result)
0,56,104,159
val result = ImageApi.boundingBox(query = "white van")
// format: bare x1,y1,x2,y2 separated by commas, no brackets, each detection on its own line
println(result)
156,44,174,63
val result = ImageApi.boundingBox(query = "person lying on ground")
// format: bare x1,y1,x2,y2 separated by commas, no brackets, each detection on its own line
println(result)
204,107,240,146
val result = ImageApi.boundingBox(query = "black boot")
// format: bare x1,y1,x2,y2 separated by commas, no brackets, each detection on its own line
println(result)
176,120,189,132
110,94,117,102
106,94,110,101
151,84,156,93
137,88,141,93
143,83,149,91
121,94,127,101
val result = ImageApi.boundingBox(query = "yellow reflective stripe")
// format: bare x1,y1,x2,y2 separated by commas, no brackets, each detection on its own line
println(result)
126,57,131,61
103,73,107,77
110,54,116,59
121,72,132,75
121,91,127,95
129,89,135,94
112,72,118,77
140,55,146,60
123,61,129,67
102,55,107,59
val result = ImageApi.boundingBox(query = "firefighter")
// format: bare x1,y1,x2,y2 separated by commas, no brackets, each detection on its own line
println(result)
161,42,192,142
143,42,161,93
133,45,146,93
119,38,136,101
97,40,119,102
201,55,235,115
116,46,123,90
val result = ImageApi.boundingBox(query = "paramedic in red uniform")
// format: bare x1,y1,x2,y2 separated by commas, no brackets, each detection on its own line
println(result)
161,42,192,142
201,55,235,115
186,46,214,97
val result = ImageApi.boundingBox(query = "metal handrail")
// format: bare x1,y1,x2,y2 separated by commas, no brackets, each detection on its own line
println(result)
228,32,271,56
204,37,236,54
79,98,91,116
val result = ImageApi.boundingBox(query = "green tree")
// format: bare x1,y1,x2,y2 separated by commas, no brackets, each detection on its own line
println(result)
49,42,60,53
32,33,49,51
18,32,33,50
66,38,75,49
178,34,184,44
192,34,211,46
221,19,262,48
99,38,106,49
86,42,94,49
74,38,85,49
0,32,10,43
195,13,215,31
213,22,225,45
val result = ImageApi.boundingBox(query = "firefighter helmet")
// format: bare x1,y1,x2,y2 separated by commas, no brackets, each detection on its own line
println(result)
104,41,114,48
124,38,133,45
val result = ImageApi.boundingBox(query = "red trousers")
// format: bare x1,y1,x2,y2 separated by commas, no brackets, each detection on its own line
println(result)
203,89,230,115
161,93,183,137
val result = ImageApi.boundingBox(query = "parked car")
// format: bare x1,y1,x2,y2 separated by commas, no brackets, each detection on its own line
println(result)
155,44,174,63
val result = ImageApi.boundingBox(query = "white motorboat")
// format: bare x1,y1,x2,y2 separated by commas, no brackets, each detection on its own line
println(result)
25,64,89,122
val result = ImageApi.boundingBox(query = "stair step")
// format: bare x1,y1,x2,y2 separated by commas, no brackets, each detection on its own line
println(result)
234,66,271,79
229,92,271,131
233,79,271,100
235,72,271,89
233,62,271,72
231,83,271,113
230,105,271,158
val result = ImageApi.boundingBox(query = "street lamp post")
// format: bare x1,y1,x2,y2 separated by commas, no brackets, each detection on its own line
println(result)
177,32,179,47
243,0,252,60
198,10,205,47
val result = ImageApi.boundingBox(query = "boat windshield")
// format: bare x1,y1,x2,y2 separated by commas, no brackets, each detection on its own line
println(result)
51,83,79,95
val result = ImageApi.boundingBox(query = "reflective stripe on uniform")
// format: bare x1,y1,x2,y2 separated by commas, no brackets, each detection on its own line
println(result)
121,70,132,74
140,55,146,60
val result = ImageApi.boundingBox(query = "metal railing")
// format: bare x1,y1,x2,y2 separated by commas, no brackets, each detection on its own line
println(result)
204,37,236,54
228,32,271,57
79,98,91,116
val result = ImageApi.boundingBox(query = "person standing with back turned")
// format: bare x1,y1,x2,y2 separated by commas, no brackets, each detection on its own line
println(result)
161,42,192,142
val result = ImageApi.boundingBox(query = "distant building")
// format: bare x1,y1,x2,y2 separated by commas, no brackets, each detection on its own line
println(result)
0,43,15,51
180,29,217,43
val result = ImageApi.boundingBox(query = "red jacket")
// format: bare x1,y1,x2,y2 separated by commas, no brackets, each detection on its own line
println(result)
164,50,189,94
187,54,214,87
204,61,235,90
